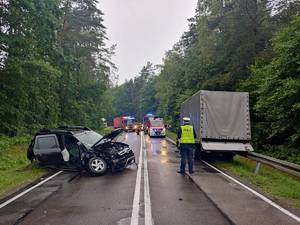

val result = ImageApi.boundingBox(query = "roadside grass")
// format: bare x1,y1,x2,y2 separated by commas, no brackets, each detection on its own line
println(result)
166,130,177,141
215,156,300,209
99,126,114,135
0,135,31,152
165,130,300,209
0,136,46,197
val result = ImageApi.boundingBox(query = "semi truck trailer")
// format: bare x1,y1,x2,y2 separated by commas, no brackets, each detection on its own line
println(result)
180,90,253,156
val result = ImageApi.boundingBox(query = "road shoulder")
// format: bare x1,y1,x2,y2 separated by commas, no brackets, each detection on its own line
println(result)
0,172,78,225
166,137,300,225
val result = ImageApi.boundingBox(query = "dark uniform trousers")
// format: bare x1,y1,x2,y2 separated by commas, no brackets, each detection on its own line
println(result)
179,144,194,173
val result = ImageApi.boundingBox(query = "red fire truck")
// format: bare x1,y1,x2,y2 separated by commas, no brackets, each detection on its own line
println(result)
113,116,137,132
113,117,123,129
143,113,155,134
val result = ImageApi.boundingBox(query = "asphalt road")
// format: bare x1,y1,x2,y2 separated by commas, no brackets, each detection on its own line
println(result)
0,132,231,225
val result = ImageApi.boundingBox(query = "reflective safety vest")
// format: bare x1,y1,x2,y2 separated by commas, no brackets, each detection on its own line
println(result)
180,125,195,144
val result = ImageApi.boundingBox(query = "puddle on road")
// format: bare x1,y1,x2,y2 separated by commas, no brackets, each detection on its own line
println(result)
144,136,182,166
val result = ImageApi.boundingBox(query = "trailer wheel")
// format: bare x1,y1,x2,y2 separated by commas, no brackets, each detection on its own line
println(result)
194,144,202,160
200,151,210,161
223,153,235,161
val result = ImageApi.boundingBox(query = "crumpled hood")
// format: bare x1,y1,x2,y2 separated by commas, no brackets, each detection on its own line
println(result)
92,128,124,147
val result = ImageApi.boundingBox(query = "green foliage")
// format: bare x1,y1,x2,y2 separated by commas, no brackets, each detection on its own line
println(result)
2,0,299,164
245,16,300,148
98,126,114,136
166,130,177,142
113,0,299,161
112,62,157,120
153,0,273,130
0,143,45,196
0,135,31,152
0,0,114,136
256,146,300,165
157,1,299,158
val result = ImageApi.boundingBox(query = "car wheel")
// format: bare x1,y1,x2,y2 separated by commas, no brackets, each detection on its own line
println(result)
88,157,107,176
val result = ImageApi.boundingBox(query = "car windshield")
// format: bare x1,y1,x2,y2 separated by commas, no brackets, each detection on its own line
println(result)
75,131,103,148
150,120,164,127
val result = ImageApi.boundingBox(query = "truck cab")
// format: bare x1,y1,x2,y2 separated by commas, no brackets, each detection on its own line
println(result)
143,114,154,134
123,116,136,132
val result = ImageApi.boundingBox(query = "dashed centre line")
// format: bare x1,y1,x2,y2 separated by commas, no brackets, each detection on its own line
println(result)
130,133,144,225
143,134,153,225
130,132,153,225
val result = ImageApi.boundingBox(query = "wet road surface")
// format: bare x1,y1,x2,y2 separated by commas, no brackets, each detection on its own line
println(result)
145,136,231,225
0,132,231,225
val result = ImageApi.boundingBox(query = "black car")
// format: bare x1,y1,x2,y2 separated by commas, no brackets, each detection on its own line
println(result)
27,126,135,176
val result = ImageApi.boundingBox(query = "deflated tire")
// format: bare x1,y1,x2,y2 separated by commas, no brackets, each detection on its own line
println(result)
88,157,107,176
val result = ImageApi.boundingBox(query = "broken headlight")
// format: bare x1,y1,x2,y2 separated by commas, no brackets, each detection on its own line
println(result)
118,147,130,156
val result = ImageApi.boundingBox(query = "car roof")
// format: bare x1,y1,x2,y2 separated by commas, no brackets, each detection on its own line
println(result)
36,126,91,136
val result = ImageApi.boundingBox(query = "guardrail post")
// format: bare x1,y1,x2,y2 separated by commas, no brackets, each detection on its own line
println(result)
254,162,261,174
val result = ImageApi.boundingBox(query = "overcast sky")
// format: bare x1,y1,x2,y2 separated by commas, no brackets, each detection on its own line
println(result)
99,0,198,84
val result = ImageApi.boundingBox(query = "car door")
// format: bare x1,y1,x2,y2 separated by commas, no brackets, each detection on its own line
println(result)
64,135,81,166
33,134,64,165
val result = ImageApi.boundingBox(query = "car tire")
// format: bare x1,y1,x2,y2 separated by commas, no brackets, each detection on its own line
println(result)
88,157,108,176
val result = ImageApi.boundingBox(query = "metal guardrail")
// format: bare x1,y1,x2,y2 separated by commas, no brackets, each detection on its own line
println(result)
165,136,300,178
245,152,300,178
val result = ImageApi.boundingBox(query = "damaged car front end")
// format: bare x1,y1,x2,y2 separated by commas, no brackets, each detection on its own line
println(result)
86,128,136,174
27,127,135,176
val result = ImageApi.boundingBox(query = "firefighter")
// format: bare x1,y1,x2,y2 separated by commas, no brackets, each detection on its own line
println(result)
176,117,196,174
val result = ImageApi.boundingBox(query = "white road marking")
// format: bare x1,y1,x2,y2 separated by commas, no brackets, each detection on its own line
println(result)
165,137,300,223
0,170,63,209
130,133,144,225
202,160,300,224
143,134,153,225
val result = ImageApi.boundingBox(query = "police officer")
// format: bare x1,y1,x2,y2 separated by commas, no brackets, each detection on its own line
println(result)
176,117,196,174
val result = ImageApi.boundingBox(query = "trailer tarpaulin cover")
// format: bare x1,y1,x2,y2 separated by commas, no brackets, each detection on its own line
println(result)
181,90,251,141
200,91,251,140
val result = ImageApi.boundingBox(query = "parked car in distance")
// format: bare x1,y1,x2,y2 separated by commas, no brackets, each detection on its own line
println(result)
27,126,135,176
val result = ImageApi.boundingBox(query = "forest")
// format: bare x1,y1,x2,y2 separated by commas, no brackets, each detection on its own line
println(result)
1,0,300,160
112,0,300,160
0,0,115,135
